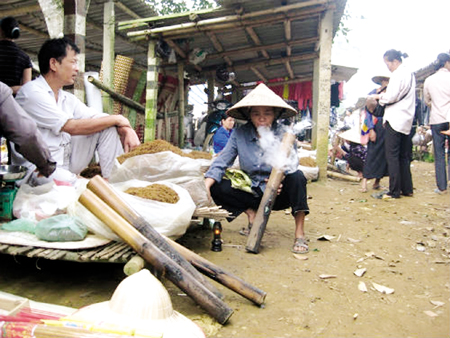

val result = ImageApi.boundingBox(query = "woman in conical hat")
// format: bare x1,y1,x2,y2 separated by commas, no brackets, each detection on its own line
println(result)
204,83,310,254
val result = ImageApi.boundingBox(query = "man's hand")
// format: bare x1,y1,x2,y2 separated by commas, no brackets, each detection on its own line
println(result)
118,126,141,153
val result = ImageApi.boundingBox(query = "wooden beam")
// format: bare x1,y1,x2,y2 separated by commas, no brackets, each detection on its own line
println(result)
205,37,318,60
284,19,292,56
245,27,269,59
118,7,218,30
201,52,317,73
0,4,41,17
18,23,49,39
206,31,233,66
115,1,142,20
285,61,294,79
241,76,312,89
154,10,323,41
250,66,267,82
120,0,327,32
165,39,186,58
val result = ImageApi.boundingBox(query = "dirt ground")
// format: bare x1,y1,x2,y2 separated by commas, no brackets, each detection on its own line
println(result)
0,160,449,338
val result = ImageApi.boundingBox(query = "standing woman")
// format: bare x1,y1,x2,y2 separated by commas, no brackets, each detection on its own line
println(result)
423,53,450,194
371,50,416,199
361,75,390,192
0,16,32,95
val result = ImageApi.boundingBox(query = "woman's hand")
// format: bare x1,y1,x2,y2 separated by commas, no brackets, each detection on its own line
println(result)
204,177,216,204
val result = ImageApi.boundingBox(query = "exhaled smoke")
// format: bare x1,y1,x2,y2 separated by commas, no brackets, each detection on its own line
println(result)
257,119,314,174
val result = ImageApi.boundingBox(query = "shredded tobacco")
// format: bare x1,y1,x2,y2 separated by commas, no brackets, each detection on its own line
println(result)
124,183,180,204
299,156,316,167
116,139,212,164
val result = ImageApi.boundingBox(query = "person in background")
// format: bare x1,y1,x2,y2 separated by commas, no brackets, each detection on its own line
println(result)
370,50,416,199
423,52,450,194
0,16,32,95
361,75,390,192
12,37,140,185
213,115,235,154
333,126,367,179
0,81,56,178
204,83,310,254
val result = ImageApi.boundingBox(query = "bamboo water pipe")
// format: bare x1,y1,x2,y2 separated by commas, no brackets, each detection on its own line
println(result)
246,131,297,253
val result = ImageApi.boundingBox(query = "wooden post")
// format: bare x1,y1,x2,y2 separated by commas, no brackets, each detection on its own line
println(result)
78,190,233,324
246,132,297,254
102,0,115,114
207,73,215,113
64,0,89,102
37,0,63,39
312,8,333,182
145,39,159,142
178,62,185,148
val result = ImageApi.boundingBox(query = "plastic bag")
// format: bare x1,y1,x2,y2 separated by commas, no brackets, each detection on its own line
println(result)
113,180,196,239
110,151,203,184
13,182,78,222
1,218,36,234
67,201,121,242
35,214,87,242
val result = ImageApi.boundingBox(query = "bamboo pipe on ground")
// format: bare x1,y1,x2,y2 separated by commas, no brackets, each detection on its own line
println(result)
246,132,297,254
87,176,222,299
87,175,266,306
166,237,266,306
79,189,233,324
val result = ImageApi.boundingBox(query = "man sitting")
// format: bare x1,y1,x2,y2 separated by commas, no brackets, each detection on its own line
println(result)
12,37,140,185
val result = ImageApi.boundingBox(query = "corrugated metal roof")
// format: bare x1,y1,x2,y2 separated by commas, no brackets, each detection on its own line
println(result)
1,0,354,86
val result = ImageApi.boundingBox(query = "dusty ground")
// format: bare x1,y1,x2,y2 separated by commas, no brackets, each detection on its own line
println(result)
0,160,449,338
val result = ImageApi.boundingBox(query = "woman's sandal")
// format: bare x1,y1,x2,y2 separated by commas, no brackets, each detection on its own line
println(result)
239,223,252,236
292,237,309,254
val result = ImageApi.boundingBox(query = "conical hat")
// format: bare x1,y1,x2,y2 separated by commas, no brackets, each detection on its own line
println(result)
338,127,362,145
372,75,390,85
66,269,205,338
226,83,297,120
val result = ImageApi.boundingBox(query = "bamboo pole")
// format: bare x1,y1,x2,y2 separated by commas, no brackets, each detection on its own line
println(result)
246,132,297,254
124,0,328,37
86,175,266,306
86,176,222,299
79,189,233,324
327,171,361,182
167,238,267,306
87,76,145,113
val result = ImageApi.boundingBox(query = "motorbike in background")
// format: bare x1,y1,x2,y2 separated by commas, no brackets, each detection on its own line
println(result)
202,99,232,152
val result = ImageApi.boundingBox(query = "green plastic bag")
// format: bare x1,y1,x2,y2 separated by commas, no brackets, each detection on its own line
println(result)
1,219,36,234
35,214,87,242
